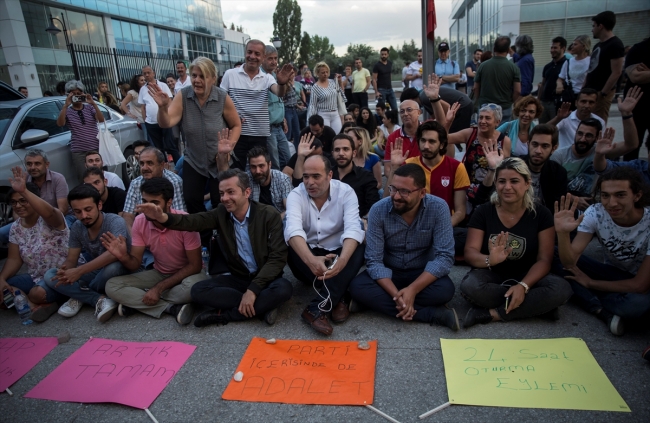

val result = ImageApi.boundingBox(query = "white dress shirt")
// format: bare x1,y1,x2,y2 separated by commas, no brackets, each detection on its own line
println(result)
284,179,365,251
174,76,191,94
556,110,604,150
139,80,173,124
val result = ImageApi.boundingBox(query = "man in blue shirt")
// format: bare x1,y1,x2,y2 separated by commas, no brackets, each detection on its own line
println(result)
434,43,460,89
348,164,459,330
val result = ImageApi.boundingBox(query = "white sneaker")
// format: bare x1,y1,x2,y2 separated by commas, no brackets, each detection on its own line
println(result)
58,298,83,317
95,297,117,323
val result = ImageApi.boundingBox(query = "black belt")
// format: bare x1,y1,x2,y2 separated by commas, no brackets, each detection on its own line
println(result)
270,123,283,128
285,105,296,109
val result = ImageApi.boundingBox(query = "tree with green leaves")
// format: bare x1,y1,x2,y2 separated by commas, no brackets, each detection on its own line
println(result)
297,32,311,66
311,35,335,65
272,0,302,64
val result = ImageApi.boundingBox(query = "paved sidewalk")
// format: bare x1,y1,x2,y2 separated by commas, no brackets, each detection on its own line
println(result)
1,259,649,422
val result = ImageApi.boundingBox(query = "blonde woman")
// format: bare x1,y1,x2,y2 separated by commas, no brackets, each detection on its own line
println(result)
556,35,591,96
460,156,571,327
307,62,345,133
345,126,382,189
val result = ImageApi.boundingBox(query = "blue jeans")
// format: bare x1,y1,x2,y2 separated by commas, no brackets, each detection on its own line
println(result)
267,124,291,170
284,107,301,147
349,268,455,323
44,261,128,306
377,88,397,111
0,223,10,245
8,274,65,303
553,254,650,319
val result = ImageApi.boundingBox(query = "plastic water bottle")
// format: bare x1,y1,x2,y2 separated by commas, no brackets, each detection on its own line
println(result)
201,247,210,275
14,290,33,325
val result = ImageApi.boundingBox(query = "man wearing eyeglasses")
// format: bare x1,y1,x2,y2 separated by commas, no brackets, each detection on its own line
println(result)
349,163,459,330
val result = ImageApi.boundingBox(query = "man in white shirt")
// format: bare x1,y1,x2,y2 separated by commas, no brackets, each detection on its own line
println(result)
549,88,604,149
174,61,191,94
405,50,424,90
139,65,179,164
84,151,125,189
284,155,366,336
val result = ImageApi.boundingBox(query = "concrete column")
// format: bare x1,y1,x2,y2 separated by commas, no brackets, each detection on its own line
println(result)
0,0,42,97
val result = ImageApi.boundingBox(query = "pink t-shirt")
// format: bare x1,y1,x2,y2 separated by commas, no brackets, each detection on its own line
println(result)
9,217,69,283
131,210,201,275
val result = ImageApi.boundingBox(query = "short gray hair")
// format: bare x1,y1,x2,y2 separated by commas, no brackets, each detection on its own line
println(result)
140,146,166,164
265,45,277,56
65,80,85,93
25,148,48,163
142,65,154,72
515,35,534,55
479,103,503,123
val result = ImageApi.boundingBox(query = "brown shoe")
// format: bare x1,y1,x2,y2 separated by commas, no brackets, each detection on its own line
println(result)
301,307,333,336
331,301,350,324
31,302,58,322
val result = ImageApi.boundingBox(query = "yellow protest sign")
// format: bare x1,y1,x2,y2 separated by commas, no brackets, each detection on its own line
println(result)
440,338,629,412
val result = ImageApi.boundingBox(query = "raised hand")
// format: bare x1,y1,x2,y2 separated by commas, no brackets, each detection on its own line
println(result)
422,74,442,100
134,202,166,223
390,137,410,168
446,102,461,124
9,167,27,193
595,127,616,155
617,85,643,115
554,194,584,234
276,64,295,85
147,82,171,108
85,93,96,105
481,139,503,169
297,132,315,157
556,102,571,120
217,128,236,156
488,231,513,266
100,232,128,261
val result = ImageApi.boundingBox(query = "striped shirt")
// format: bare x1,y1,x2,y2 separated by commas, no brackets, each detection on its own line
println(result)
220,66,276,137
307,79,340,119
65,104,99,152
123,169,186,214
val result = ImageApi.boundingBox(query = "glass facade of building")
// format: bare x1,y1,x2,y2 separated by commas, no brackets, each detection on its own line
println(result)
112,19,150,53
187,33,218,62
155,28,183,58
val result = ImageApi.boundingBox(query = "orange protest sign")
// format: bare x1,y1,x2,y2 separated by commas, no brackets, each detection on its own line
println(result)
222,337,377,405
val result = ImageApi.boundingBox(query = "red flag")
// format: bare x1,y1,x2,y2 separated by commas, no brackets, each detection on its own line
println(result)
427,0,437,40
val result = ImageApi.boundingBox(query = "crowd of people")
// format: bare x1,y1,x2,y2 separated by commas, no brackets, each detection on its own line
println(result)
2,10,649,360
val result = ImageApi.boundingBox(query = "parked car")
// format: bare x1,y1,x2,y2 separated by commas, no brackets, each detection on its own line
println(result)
0,96,146,229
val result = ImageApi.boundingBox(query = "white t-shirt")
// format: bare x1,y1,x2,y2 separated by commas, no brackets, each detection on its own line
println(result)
555,110,605,150
407,61,424,90
380,124,400,138
104,171,125,190
578,204,650,274
174,76,191,94
139,80,173,124
558,56,591,94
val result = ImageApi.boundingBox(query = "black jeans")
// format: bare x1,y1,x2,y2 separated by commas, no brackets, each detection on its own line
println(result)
190,275,293,322
233,135,267,169
288,244,365,313
145,122,180,164
352,92,368,108
182,160,220,214
460,269,572,321
349,268,455,323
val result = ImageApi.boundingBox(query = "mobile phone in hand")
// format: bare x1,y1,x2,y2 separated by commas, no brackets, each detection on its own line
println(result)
325,255,339,270
3,288,15,309
72,95,86,103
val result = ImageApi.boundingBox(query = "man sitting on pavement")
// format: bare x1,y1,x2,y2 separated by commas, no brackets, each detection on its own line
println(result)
331,134,379,219
84,151,125,189
349,164,459,330
554,168,650,335
283,134,336,187
299,114,336,153
83,167,126,216
285,155,366,336
103,178,204,325
43,184,130,322
122,146,186,228
135,169,292,328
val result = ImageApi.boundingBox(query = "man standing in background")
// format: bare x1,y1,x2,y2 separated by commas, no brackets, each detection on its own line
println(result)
351,58,371,108
373,48,397,111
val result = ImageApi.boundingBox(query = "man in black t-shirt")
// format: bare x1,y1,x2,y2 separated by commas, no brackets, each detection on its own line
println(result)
622,38,650,160
282,136,336,187
372,47,397,111
584,11,625,123
331,134,379,218
299,114,336,153
538,37,567,123
465,49,482,93
83,167,126,216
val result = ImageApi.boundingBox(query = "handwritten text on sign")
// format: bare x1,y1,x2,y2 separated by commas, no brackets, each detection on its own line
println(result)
222,338,377,405
0,337,58,392
25,338,195,409
440,338,629,412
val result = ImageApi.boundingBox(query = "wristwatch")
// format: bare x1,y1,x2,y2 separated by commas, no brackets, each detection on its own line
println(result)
431,95,441,103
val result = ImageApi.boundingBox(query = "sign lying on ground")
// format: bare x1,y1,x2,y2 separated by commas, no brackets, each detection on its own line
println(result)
0,337,58,392
222,337,377,405
25,338,195,409
440,337,629,412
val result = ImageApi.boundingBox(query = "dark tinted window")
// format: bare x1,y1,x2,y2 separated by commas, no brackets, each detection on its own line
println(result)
17,102,66,140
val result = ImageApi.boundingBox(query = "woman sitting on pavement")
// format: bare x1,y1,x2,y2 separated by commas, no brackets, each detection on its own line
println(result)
460,156,572,328
497,95,543,157
0,167,69,322
345,126,383,189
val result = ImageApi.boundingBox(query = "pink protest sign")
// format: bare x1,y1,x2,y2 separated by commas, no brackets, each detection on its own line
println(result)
25,337,196,409
1,337,58,392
